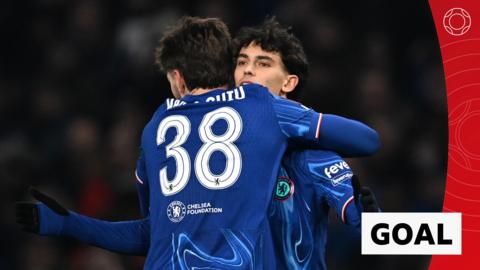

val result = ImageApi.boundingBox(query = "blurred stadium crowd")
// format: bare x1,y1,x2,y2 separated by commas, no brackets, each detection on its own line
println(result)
1,0,446,269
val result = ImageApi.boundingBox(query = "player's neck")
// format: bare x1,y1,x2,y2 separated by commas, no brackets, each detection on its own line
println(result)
187,85,228,96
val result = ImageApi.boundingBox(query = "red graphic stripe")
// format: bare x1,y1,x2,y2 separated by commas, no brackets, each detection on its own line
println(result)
429,1,480,269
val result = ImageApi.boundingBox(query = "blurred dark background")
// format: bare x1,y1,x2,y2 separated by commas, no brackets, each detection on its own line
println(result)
0,0,446,269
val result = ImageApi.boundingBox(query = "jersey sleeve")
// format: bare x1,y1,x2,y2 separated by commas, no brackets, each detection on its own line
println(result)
270,95,380,157
270,95,321,141
297,151,361,227
136,182,150,217
135,148,148,185
135,148,150,217
318,114,380,157
37,204,150,255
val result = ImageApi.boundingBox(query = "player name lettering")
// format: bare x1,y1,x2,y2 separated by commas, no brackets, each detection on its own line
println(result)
166,88,246,110
324,161,350,178
205,87,245,103
166,99,187,110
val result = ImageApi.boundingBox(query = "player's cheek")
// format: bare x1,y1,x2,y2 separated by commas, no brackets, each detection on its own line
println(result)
233,69,242,86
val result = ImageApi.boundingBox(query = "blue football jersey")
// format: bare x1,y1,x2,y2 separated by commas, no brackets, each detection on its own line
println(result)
33,84,379,268
269,150,361,270
135,84,324,269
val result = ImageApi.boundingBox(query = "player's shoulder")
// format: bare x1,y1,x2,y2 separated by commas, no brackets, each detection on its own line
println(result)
241,82,269,92
239,83,272,100
289,149,353,184
241,83,301,104
147,102,169,123
139,101,169,136
288,149,343,163
303,149,343,161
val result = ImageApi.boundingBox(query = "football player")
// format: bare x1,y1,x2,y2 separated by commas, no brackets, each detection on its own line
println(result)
233,17,380,269
16,16,379,269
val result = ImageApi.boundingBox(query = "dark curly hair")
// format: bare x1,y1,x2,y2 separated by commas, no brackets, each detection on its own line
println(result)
233,17,309,100
155,16,233,90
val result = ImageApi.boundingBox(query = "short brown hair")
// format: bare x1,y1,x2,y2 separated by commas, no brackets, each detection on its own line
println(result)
234,17,308,100
155,16,233,90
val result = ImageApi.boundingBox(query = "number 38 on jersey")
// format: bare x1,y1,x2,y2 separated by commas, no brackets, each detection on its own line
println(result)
156,107,243,196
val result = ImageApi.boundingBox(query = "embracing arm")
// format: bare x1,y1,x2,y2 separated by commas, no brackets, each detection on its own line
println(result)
16,188,150,256
270,95,380,157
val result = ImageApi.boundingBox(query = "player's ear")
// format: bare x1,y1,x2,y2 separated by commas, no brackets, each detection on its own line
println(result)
280,74,299,96
168,69,188,98
174,70,188,97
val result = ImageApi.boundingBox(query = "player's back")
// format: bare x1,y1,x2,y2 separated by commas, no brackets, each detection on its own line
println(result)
139,84,292,269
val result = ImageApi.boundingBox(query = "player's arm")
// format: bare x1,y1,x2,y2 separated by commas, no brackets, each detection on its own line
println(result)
301,152,360,228
135,148,150,217
287,150,361,229
270,95,380,157
16,151,152,255
291,151,378,232
16,188,150,255
136,181,149,217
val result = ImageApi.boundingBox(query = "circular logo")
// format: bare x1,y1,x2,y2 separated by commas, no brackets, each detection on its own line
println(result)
274,178,294,201
443,8,471,36
167,201,186,222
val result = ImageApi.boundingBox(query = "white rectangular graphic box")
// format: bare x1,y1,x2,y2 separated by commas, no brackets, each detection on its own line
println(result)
362,212,461,255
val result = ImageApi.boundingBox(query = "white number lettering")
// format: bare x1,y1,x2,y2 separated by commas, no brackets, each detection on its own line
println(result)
156,107,243,196
196,107,242,189
157,116,191,196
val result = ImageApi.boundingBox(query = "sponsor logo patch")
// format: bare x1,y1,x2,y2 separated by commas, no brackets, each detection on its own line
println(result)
323,160,352,185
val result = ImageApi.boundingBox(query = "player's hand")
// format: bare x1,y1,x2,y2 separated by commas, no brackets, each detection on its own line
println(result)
16,187,69,233
352,175,379,212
